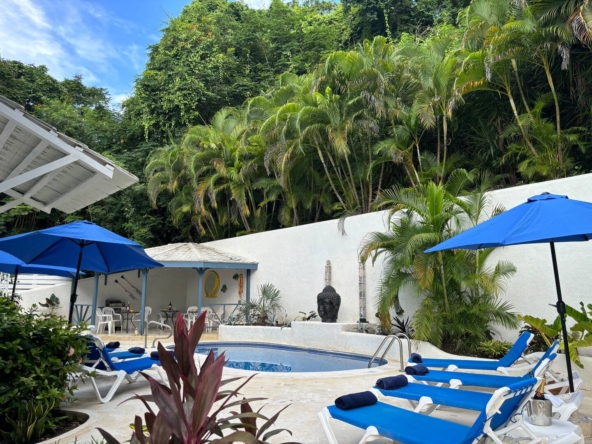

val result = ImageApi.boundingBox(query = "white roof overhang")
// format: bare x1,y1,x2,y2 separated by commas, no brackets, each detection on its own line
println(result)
0,96,138,214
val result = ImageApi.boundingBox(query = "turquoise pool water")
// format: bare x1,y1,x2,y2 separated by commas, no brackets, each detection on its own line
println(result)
191,342,387,372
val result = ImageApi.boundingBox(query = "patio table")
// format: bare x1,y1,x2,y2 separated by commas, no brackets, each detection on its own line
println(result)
160,309,180,326
120,311,137,333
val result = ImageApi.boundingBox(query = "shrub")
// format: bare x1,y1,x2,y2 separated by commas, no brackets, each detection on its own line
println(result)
237,283,284,326
477,340,512,359
98,312,296,443
0,297,87,441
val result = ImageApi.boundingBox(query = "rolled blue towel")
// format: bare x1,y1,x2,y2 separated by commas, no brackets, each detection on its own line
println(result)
410,353,422,363
376,375,408,390
105,341,120,349
150,350,174,360
129,347,145,354
405,364,429,376
335,391,377,411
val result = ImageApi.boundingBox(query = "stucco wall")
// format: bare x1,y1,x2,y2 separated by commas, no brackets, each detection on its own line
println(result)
206,173,592,339
19,172,592,340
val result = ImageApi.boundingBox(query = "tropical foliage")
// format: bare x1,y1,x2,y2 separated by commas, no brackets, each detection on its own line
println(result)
237,283,285,326
0,298,87,442
2,0,592,245
360,172,519,353
519,301,592,367
98,312,295,444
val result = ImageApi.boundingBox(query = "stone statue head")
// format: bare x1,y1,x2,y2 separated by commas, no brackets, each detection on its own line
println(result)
317,285,341,323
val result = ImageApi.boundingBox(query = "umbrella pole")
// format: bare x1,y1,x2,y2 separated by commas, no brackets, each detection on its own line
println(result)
68,245,84,324
11,268,18,300
550,242,575,392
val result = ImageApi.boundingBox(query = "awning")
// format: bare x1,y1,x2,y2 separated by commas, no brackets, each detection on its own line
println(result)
0,95,138,214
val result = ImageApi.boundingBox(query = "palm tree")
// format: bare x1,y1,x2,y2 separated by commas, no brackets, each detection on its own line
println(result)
532,0,592,45
360,171,518,350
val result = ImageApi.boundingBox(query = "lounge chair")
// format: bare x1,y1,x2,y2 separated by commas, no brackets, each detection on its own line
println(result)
319,377,584,444
78,336,165,403
403,341,584,419
408,332,533,371
376,355,581,421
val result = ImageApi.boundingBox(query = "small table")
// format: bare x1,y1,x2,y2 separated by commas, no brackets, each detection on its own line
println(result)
120,311,137,333
160,309,180,326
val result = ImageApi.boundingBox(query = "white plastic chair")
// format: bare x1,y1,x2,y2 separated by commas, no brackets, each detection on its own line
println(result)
157,311,167,329
102,307,122,332
132,306,152,330
183,306,198,328
96,308,114,335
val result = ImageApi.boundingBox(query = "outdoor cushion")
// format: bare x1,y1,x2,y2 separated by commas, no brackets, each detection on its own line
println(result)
375,383,491,411
110,356,160,373
327,403,472,444
411,332,532,370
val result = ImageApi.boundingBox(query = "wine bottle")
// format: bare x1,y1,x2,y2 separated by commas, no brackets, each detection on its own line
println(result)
533,378,546,400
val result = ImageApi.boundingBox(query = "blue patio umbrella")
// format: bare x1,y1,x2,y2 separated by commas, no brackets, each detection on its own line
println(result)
426,192,592,392
0,220,162,322
0,250,84,299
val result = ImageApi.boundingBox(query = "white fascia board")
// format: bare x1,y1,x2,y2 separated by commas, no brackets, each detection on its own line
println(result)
0,106,114,178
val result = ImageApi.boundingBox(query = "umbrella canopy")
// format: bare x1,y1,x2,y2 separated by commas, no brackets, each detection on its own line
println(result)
426,192,592,392
0,250,82,278
0,220,162,321
0,250,84,298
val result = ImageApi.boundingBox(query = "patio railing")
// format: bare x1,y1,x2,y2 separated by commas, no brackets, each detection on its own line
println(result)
73,303,93,325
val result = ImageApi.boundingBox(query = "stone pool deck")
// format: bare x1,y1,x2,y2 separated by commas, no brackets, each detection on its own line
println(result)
56,337,592,444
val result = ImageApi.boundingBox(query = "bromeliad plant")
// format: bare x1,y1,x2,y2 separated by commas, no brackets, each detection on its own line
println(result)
98,312,297,444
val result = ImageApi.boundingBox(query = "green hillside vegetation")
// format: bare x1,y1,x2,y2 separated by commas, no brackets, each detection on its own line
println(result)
1,0,592,245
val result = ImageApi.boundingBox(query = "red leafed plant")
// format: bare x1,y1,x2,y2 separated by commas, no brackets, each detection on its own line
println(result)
97,312,297,443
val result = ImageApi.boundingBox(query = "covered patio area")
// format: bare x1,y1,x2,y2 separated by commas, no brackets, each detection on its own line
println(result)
84,243,258,334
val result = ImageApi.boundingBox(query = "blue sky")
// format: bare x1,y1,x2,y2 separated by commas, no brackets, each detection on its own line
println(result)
0,0,195,106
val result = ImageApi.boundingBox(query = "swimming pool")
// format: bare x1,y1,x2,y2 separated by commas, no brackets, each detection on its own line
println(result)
189,342,387,372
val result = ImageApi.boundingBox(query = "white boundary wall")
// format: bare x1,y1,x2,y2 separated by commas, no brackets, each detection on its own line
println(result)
19,172,592,340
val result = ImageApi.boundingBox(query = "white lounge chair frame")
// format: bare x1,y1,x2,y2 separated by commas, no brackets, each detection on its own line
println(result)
78,337,166,403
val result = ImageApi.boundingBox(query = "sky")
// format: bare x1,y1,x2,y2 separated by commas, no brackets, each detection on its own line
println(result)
0,0,194,106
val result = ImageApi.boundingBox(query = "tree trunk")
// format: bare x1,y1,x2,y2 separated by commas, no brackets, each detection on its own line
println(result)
315,143,347,210
503,79,538,158
542,55,563,174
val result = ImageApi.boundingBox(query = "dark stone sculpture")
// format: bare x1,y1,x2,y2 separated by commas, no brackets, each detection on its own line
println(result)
317,285,341,323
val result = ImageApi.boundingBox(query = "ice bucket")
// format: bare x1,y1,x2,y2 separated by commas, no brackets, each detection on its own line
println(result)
526,399,552,426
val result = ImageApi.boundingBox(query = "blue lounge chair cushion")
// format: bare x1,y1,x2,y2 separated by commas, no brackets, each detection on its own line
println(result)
411,369,522,388
405,364,429,375
375,383,491,411
105,341,120,349
411,344,559,389
409,332,532,369
327,403,473,444
129,347,145,354
108,350,141,359
110,356,160,373
420,358,503,370
376,375,408,390
335,391,377,410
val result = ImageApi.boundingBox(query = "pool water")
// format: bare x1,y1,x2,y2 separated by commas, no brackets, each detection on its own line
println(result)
190,342,387,372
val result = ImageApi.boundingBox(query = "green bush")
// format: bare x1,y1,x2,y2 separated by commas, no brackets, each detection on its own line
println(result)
0,297,87,441
477,340,513,359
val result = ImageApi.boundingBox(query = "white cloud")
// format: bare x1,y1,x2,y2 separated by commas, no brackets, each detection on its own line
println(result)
0,0,134,87
240,0,271,9
111,93,130,106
